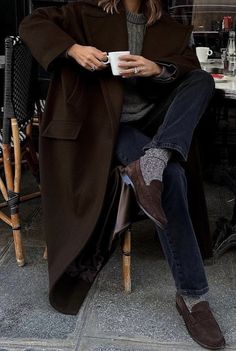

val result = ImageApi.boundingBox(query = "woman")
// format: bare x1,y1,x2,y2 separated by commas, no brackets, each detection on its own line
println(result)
19,0,225,349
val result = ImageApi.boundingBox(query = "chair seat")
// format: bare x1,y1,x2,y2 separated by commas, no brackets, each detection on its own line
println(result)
113,168,148,237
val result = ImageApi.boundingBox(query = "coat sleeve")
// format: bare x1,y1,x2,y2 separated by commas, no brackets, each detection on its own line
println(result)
154,24,201,82
19,5,80,71
157,46,201,81
137,42,201,99
160,14,201,80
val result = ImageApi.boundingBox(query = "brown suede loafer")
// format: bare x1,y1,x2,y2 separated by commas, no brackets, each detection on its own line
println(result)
123,159,167,229
176,293,225,350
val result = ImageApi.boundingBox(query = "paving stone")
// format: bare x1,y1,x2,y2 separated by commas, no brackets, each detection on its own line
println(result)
0,348,75,351
80,227,236,349
78,336,235,351
0,245,78,341
208,252,236,345
1,171,236,351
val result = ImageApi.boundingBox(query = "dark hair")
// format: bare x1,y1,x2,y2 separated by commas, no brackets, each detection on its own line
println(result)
98,0,163,26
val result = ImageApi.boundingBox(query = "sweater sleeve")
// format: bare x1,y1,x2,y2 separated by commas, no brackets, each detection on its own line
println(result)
152,63,177,82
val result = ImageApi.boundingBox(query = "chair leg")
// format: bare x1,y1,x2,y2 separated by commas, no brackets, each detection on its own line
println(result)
11,215,25,267
121,228,131,293
2,119,25,267
3,152,25,267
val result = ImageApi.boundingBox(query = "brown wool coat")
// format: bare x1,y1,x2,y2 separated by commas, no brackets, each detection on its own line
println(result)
19,1,201,315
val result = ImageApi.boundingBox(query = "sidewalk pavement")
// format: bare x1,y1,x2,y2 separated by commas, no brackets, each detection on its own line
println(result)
0,174,235,351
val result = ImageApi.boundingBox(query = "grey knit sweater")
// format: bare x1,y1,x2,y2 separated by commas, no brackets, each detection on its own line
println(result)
120,11,155,122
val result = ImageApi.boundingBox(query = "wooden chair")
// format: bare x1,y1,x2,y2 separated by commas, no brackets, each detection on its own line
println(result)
115,175,132,293
1,36,40,267
121,227,132,292
114,171,147,293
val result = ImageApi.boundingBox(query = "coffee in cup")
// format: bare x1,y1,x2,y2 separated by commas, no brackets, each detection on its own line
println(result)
196,47,213,63
104,51,130,76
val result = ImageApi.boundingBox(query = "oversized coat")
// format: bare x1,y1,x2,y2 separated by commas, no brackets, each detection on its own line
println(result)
19,0,202,315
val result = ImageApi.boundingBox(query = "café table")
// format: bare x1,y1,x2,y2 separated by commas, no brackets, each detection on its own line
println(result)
201,59,236,99
200,59,236,258
214,76,236,100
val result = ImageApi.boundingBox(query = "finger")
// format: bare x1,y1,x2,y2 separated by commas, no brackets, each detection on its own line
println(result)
118,61,140,69
100,53,108,61
92,48,108,61
119,54,141,61
120,68,139,77
120,66,145,75
93,57,108,70
87,57,108,71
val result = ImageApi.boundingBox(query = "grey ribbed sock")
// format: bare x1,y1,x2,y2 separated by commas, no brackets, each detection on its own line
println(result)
182,293,209,311
140,148,171,185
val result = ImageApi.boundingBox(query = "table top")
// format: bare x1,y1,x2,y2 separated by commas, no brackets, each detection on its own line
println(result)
201,59,236,100
214,76,236,99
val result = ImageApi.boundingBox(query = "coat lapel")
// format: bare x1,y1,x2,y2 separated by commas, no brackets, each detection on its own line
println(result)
81,6,128,134
81,6,128,52
142,15,193,60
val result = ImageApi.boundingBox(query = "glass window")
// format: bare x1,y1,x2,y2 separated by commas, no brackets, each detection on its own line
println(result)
169,0,236,31
168,0,236,57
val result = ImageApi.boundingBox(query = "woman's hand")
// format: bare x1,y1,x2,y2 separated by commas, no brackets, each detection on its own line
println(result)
67,44,108,71
118,54,162,77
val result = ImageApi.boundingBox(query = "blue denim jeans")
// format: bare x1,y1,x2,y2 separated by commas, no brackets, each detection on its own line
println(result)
126,69,215,161
115,70,214,296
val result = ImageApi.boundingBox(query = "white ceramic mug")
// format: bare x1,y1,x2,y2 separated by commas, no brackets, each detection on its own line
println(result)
196,47,213,63
104,51,130,75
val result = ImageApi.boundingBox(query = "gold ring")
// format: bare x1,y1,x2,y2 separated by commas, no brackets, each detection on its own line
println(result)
90,66,96,71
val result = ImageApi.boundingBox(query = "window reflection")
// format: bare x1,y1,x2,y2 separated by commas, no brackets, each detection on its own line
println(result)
168,0,236,58
169,0,236,31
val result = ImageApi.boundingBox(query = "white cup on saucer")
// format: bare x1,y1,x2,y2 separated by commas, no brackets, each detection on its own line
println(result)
196,47,213,63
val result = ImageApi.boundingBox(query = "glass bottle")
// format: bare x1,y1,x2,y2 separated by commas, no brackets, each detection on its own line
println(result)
227,31,235,56
226,31,236,75
221,49,229,75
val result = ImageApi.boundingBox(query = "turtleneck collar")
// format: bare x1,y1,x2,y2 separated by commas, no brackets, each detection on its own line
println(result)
126,10,147,24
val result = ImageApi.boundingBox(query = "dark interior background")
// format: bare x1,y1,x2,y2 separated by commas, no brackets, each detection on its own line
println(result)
0,0,68,108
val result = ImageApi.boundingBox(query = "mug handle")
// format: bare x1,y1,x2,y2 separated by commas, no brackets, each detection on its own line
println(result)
102,56,110,65
208,49,213,56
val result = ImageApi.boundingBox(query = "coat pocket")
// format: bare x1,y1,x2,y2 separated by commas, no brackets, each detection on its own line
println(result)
41,120,83,140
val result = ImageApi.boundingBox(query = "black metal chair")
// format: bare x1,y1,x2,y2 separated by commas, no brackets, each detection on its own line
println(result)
0,36,40,266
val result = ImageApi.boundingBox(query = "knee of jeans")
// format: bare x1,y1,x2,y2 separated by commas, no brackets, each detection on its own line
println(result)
189,69,215,96
163,162,187,189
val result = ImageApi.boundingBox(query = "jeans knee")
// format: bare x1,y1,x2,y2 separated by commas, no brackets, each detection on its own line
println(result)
187,69,215,97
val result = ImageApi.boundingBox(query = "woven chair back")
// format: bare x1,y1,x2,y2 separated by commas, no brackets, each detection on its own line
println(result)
3,36,37,143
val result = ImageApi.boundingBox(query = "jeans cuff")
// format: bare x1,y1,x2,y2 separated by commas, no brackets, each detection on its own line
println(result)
143,142,188,161
177,286,209,297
